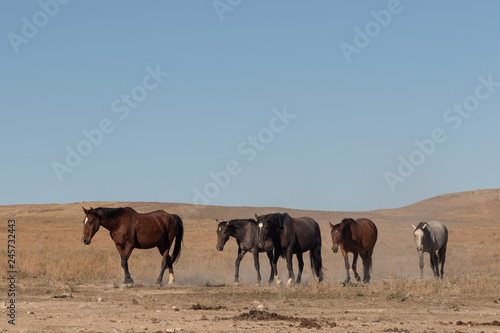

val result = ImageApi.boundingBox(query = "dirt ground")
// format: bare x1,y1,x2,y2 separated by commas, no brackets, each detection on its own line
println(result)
1,191,500,332
3,281,499,333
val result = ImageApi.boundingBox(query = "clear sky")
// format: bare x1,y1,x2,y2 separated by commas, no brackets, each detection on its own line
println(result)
1,1,500,211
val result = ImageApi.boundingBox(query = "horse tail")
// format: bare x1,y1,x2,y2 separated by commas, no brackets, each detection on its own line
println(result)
309,246,324,281
171,214,184,264
310,227,324,281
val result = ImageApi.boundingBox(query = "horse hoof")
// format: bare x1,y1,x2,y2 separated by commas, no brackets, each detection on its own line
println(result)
233,281,240,286
168,273,175,285
122,281,134,288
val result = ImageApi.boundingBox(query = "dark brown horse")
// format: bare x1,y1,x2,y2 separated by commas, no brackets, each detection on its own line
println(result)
81,207,183,286
256,213,323,286
329,218,377,284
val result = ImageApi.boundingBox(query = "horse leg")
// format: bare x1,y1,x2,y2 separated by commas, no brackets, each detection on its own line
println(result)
295,252,304,285
286,248,295,286
234,248,246,285
429,252,435,271
430,252,439,278
341,249,350,284
117,244,134,285
438,244,447,279
156,243,174,285
251,249,261,286
352,252,360,282
418,251,424,279
266,250,275,285
273,249,282,285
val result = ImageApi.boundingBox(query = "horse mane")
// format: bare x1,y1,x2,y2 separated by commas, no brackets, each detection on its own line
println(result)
341,218,356,224
277,213,291,228
416,221,428,230
258,213,288,227
229,218,256,224
226,219,256,229
95,207,125,219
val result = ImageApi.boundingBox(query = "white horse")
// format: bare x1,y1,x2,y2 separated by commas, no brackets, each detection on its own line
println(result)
412,221,448,279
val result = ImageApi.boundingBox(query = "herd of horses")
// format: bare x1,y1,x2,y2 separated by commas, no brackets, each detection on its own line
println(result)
81,207,449,286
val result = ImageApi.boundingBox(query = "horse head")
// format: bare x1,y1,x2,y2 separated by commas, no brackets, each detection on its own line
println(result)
81,207,101,245
329,222,342,253
255,213,286,248
216,220,231,251
330,218,354,253
412,222,428,252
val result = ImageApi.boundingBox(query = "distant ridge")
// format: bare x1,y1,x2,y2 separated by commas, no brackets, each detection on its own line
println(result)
374,189,500,222
1,189,500,223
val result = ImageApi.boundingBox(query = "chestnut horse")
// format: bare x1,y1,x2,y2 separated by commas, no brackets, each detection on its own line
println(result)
81,207,183,286
329,218,377,284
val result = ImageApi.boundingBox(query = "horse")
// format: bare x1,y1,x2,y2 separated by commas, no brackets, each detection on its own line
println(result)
81,207,183,286
216,219,275,285
412,221,448,279
329,218,377,284
256,213,323,286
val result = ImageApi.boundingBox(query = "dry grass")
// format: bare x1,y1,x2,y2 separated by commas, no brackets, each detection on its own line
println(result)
0,191,500,299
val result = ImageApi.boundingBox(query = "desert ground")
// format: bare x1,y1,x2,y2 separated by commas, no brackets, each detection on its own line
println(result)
1,189,500,332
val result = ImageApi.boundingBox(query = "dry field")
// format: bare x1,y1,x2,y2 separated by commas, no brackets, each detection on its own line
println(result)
1,189,500,332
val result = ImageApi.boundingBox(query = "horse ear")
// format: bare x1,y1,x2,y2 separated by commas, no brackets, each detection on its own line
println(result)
255,214,260,220
329,222,334,229
216,218,219,222
411,224,417,230
82,207,88,214
422,223,428,230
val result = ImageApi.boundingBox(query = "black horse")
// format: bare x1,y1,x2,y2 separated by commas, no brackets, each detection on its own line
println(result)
216,219,275,285
256,213,323,286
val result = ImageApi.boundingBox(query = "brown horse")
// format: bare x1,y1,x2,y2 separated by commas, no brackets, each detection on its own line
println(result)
81,207,183,286
329,218,377,284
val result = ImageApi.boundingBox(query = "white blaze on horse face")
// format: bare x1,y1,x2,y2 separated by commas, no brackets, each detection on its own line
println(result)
414,228,424,250
258,223,263,229
84,217,88,225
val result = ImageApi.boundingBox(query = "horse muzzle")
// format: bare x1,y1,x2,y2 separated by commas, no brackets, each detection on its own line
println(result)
332,246,339,253
216,245,223,251
82,238,91,245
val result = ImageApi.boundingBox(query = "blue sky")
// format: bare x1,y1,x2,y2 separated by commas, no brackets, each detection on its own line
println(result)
1,1,500,211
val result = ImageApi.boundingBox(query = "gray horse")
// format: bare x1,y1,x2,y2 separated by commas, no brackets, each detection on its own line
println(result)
412,221,448,279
